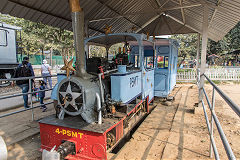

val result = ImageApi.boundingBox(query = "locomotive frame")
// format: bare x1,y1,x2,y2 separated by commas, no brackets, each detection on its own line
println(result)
39,33,178,160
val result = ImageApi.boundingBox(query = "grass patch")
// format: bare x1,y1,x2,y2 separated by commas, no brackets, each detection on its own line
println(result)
177,69,194,73
233,81,240,84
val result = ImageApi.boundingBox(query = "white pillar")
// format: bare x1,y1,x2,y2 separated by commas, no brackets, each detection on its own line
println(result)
196,33,200,69
198,5,209,107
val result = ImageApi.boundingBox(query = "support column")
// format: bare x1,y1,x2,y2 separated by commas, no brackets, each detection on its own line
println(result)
106,45,110,59
196,33,200,70
84,19,89,38
198,5,209,107
69,0,87,78
196,33,200,83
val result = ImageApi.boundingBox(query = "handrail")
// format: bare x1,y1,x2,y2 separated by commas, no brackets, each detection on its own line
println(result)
0,74,57,82
204,75,240,117
0,101,53,119
197,72,239,160
0,74,58,121
203,88,236,160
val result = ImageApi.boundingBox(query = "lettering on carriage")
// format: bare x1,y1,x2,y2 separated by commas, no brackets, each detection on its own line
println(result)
55,128,83,138
130,76,138,88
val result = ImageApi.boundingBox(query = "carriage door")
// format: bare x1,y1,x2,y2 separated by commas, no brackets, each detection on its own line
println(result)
154,46,170,97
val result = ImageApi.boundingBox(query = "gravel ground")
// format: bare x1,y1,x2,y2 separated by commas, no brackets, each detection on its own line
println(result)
0,85,21,95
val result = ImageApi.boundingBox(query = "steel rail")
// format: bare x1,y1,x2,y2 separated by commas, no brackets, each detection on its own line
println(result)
204,74,240,117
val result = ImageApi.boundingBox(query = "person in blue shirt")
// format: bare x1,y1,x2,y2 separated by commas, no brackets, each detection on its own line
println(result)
14,56,35,109
39,80,47,112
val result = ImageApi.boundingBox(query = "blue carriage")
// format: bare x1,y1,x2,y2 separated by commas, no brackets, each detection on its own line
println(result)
154,39,179,97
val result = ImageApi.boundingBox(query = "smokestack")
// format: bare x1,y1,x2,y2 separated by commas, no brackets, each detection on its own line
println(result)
69,0,87,78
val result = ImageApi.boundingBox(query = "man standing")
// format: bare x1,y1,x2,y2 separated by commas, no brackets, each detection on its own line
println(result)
14,57,35,109
41,59,52,89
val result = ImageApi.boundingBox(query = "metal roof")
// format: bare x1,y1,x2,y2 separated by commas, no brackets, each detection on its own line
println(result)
0,0,239,41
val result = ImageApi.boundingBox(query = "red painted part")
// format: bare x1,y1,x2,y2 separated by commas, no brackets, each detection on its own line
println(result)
39,124,107,160
115,121,123,142
146,96,149,113
119,58,123,65
127,100,143,116
98,66,104,79
149,97,154,104
39,98,149,160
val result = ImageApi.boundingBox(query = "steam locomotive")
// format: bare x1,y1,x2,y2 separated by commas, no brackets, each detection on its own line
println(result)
39,33,178,160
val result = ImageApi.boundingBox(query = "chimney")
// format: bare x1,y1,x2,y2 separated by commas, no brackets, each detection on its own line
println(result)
69,0,87,78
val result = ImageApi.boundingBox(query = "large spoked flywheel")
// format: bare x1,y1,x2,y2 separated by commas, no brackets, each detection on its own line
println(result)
57,77,86,119
57,76,100,123
59,81,84,115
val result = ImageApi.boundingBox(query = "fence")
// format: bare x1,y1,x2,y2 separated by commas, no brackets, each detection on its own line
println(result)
177,68,240,82
0,75,57,120
18,55,76,66
197,71,240,160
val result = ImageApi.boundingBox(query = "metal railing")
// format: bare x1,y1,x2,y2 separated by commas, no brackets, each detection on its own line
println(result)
198,72,240,160
0,74,57,121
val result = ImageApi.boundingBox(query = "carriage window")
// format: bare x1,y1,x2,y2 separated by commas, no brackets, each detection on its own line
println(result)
165,56,168,68
89,45,106,58
157,56,168,68
0,30,7,46
145,57,153,68
135,55,139,67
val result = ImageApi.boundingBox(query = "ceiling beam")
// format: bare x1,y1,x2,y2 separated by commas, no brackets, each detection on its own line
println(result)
209,0,222,27
94,0,142,29
166,14,201,33
179,0,186,24
135,14,163,33
154,0,161,7
135,0,170,33
198,0,228,13
162,15,173,34
89,2,202,22
160,0,171,8
8,0,104,34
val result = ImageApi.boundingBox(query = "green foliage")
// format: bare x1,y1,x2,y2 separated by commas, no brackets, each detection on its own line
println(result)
177,69,193,73
171,21,240,65
0,13,73,56
171,34,198,65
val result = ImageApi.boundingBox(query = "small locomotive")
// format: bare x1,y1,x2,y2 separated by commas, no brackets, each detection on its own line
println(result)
39,33,178,160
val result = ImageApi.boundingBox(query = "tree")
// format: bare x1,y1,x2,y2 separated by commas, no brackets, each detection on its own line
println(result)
171,34,198,65
0,13,74,57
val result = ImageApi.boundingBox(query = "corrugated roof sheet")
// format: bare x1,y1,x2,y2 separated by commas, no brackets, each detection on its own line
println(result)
0,0,239,41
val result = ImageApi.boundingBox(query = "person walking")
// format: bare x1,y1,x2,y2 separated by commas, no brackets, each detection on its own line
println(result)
41,59,52,89
14,56,35,109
